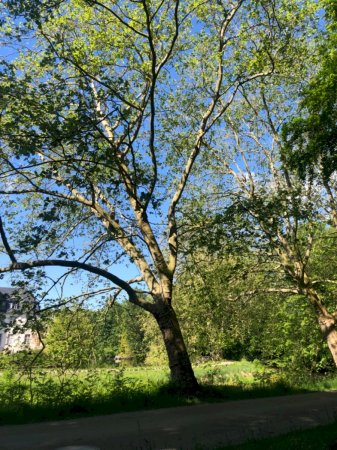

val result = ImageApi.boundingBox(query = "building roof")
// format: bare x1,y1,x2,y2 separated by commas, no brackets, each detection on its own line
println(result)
0,287,17,295
0,287,35,313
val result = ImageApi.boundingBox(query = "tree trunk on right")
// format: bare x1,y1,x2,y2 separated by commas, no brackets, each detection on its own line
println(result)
318,314,337,367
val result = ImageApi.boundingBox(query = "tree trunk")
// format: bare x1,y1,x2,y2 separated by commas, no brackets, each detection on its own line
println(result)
154,303,199,393
304,287,337,368
318,314,337,367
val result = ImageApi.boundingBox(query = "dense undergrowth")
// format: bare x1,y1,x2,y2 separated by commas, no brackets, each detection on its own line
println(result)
1,359,336,426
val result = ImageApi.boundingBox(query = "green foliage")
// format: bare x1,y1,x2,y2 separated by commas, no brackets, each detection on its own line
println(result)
174,240,335,374
41,301,148,368
0,0,333,389
44,308,99,369
252,295,333,374
0,365,168,424
136,310,167,366
0,360,317,425
282,2,337,179
175,255,251,361
97,301,147,365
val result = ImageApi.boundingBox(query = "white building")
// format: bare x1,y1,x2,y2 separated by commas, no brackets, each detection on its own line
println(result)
0,287,42,352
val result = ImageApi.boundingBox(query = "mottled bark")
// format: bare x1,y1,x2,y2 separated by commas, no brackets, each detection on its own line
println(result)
318,314,337,367
304,287,337,368
154,303,199,393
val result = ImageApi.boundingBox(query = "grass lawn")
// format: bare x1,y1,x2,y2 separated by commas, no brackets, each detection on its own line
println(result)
0,360,336,425
216,420,337,450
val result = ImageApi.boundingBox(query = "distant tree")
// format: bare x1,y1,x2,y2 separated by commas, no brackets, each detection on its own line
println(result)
45,308,98,369
102,301,147,364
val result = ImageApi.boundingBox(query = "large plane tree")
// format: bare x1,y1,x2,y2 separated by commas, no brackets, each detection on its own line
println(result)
0,0,316,390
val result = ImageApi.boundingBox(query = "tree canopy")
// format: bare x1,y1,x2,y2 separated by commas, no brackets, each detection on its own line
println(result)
282,0,337,180
0,0,330,388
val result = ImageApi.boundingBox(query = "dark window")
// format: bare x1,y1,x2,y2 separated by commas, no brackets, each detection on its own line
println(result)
0,293,9,312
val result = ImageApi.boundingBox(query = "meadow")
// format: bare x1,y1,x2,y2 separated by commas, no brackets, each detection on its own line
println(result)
1,359,337,426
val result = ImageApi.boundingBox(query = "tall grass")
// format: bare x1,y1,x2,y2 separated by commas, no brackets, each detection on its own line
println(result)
0,360,336,426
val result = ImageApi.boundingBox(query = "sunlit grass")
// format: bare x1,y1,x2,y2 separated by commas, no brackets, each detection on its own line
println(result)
194,360,264,386
0,359,336,426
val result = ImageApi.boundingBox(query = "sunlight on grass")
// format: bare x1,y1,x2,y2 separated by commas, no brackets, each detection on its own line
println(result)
0,359,336,426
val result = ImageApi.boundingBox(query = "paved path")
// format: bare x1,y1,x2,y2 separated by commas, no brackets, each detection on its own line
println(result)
1,392,337,450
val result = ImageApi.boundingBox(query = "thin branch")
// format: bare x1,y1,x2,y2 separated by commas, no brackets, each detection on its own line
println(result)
141,0,158,211
85,0,148,38
38,287,114,313
0,259,155,311
311,279,337,286
40,29,142,111
0,217,17,263
226,287,300,302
